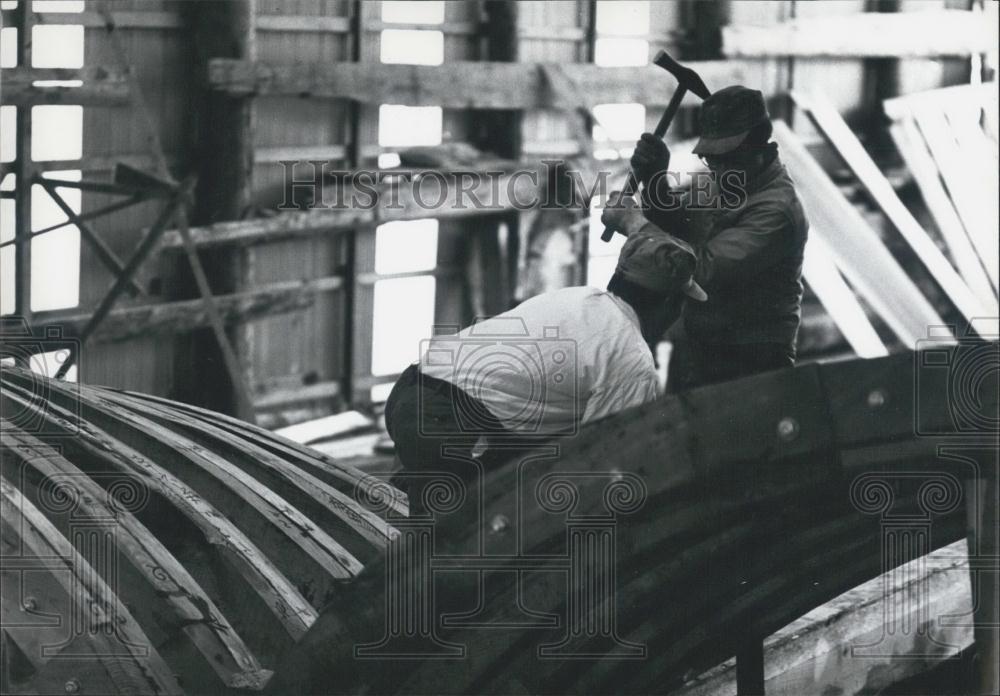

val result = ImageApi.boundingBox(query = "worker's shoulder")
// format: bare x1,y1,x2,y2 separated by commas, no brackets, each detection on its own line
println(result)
486,286,611,335
748,169,807,233
516,284,607,311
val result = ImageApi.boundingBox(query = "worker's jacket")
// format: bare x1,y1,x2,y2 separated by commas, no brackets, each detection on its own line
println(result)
644,147,808,353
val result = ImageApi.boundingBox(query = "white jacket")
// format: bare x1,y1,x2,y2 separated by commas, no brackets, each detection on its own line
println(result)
419,286,660,436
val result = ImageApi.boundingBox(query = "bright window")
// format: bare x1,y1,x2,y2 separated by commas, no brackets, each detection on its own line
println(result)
592,102,646,160
29,349,77,382
381,1,445,24
0,199,13,244
33,1,86,11
594,38,649,67
371,276,436,376
31,105,83,161
369,7,444,391
375,219,439,275
592,103,646,142
380,29,444,66
0,28,16,67
31,171,80,311
587,203,626,290
595,1,650,35
31,24,84,68
378,105,443,147
0,245,14,315
589,1,651,285
0,107,15,162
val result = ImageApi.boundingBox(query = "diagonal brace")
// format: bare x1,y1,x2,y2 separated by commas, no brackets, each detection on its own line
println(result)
37,179,146,297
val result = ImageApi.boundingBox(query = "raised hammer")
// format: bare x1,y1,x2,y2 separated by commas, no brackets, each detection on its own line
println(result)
601,50,711,241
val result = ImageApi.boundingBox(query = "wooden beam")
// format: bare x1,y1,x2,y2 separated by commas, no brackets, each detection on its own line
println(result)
913,108,1000,291
883,82,998,121
0,67,130,106
1,425,273,690
158,164,544,250
34,179,147,297
888,118,997,312
183,0,258,421
772,120,948,348
968,466,999,694
4,151,183,175
98,387,396,550
255,144,349,163
32,276,342,344
0,474,182,696
255,14,351,33
364,19,479,35
253,380,341,411
31,9,183,28
676,539,974,696
802,234,888,359
191,6,256,223
158,210,367,250
0,371,318,643
12,4,33,340
793,91,991,328
207,58,759,107
723,10,998,58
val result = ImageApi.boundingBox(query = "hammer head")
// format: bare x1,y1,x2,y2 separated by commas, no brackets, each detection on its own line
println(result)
652,50,711,100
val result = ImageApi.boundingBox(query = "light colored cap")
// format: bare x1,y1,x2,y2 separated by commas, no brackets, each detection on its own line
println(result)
616,227,707,301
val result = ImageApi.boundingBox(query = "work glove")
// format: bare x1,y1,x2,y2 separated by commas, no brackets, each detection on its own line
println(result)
630,132,671,191
601,191,648,237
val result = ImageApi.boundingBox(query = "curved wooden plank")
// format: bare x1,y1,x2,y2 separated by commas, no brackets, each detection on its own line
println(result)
0,474,181,695
2,369,364,587
268,350,983,695
120,389,408,517
0,378,317,641
96,388,398,551
1,422,272,690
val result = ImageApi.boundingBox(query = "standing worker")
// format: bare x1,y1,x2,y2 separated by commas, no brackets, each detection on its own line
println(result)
384,203,705,508
629,85,809,390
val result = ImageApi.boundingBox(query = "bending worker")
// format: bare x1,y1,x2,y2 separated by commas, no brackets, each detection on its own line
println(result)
384,202,705,507
630,85,809,390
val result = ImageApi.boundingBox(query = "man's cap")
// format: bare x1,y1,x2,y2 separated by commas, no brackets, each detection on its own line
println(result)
616,229,707,301
692,85,770,156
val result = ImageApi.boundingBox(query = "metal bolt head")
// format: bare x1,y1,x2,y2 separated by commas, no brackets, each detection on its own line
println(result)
489,514,509,535
867,388,887,409
64,679,80,694
777,417,799,441
22,596,37,611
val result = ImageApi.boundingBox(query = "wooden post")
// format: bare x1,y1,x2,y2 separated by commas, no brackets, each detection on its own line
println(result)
190,0,255,223
860,0,900,150
346,0,381,406
13,4,34,345
180,0,257,418
475,1,521,312
736,638,766,695
967,464,999,695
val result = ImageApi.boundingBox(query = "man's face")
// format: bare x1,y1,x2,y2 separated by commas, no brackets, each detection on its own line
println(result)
699,149,760,177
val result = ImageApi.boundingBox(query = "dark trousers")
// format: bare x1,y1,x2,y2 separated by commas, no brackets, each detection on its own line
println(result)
667,340,795,392
385,365,510,514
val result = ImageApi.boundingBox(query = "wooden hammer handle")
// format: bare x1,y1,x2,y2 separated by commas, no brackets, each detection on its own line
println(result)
600,85,689,242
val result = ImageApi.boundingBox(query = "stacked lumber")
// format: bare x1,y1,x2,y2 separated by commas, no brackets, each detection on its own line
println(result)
884,83,999,311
